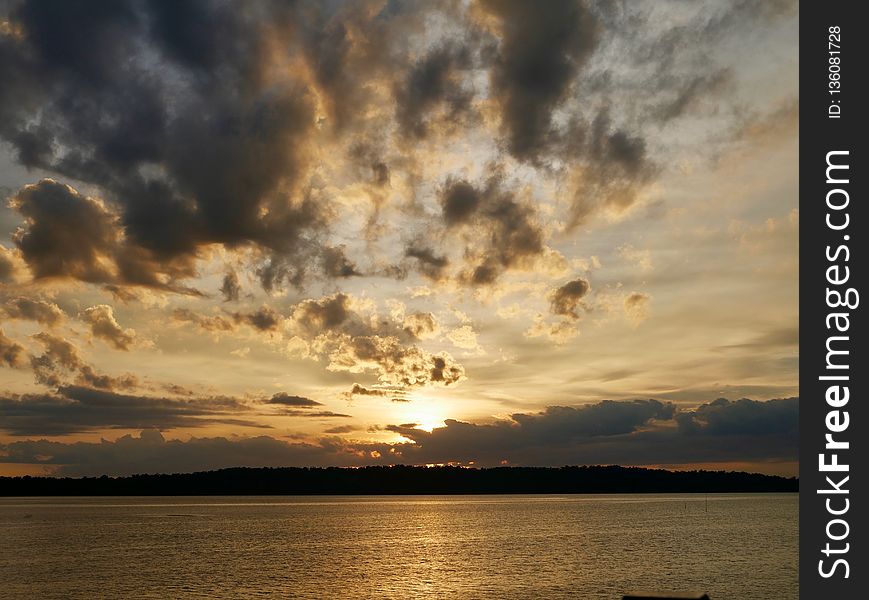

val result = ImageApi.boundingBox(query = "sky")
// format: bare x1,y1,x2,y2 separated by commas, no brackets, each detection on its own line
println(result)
0,0,798,477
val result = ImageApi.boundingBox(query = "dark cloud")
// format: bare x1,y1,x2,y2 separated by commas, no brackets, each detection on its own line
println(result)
220,270,241,302
323,425,358,434
76,365,139,392
441,179,483,226
0,385,262,436
404,245,450,281
293,4,368,132
172,308,236,333
28,332,137,391
371,162,390,187
321,246,361,278
345,384,408,403
8,180,198,292
102,285,145,304
0,397,798,476
1,1,329,293
0,0,794,297
291,293,352,334
434,175,545,285
9,180,124,284
550,278,590,319
0,329,26,368
1,297,65,326
236,305,282,332
172,303,284,334
395,44,474,139
561,110,656,228
676,397,797,436
383,397,796,467
348,384,389,397
389,399,674,451
29,332,84,386
80,304,136,351
272,410,352,418
480,0,599,161
266,393,323,408
0,430,367,476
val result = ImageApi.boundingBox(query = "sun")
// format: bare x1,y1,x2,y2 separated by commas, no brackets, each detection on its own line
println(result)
414,418,445,433
398,398,449,433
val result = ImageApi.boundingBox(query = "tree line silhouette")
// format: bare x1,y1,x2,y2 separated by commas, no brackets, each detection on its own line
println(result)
0,465,797,496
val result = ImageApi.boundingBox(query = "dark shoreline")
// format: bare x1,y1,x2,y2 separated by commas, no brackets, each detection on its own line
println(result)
0,465,797,496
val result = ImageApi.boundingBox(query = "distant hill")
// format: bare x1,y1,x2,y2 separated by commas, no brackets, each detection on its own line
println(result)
0,465,797,496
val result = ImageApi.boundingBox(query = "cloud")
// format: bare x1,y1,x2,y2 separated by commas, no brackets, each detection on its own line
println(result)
321,246,361,278
348,384,389,397
271,410,352,418
0,0,795,301
0,329,26,368
172,292,466,392
0,245,26,283
441,179,484,226
447,325,481,351
676,397,797,436
323,425,359,434
220,270,241,302
172,305,285,334
80,305,137,351
0,385,262,436
404,245,450,281
29,332,84,386
395,43,475,139
290,293,353,335
561,110,656,227
345,384,408,403
236,305,282,332
265,393,323,408
1,1,328,292
0,397,798,476
550,278,590,319
433,175,546,286
9,180,126,284
479,0,599,161
0,431,366,476
385,397,796,467
28,332,137,391
525,317,580,345
1,297,65,326
171,308,236,333
403,312,440,340
311,334,465,388
623,292,651,325
653,69,732,123
8,180,197,292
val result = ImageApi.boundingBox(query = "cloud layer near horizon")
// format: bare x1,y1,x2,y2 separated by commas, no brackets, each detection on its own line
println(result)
0,397,797,477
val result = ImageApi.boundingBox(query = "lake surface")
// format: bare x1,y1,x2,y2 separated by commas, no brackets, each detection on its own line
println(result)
0,494,797,599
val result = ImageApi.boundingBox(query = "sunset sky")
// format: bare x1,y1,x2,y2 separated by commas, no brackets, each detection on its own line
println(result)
0,0,798,477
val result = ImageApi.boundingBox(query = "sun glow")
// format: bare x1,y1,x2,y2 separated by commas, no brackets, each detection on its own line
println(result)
398,398,450,433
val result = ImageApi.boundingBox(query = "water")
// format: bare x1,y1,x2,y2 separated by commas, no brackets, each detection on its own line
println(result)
0,494,796,599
